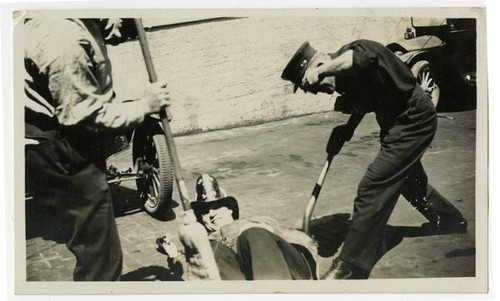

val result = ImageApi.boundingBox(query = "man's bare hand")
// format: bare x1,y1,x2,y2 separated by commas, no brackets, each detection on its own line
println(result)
141,80,171,114
302,67,321,88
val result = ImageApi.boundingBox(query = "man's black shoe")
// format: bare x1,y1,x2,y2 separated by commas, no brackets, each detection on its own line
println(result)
321,257,369,280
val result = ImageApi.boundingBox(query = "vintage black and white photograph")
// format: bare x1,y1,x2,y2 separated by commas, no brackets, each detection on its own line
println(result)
12,6,487,295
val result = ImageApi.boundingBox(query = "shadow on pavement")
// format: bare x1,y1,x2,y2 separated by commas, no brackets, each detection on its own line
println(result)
111,185,179,221
445,247,476,258
149,200,179,222
309,213,465,259
121,265,184,281
309,213,351,257
110,185,145,217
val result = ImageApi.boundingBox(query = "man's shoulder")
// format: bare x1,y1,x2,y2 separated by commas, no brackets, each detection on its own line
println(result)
25,18,99,66
27,18,84,35
330,39,376,58
26,18,93,49
348,39,386,50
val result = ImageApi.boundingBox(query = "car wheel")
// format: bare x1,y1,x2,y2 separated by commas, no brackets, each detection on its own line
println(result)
132,120,174,218
411,60,441,108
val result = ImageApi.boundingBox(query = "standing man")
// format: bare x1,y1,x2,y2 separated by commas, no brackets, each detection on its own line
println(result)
281,40,467,279
24,17,170,281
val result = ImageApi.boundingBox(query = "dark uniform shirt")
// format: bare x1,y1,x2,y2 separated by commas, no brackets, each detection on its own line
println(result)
330,39,417,123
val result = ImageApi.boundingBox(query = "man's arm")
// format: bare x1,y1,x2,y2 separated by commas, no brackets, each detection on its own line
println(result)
316,50,354,77
47,42,170,130
326,110,365,156
91,81,170,130
344,110,365,140
303,50,354,85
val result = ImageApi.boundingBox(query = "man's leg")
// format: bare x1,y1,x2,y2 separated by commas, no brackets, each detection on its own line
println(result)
236,228,312,280
67,171,122,281
26,138,122,281
332,93,439,277
401,162,467,232
338,164,408,275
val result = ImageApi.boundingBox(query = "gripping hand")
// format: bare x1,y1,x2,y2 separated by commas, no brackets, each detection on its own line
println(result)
326,125,352,156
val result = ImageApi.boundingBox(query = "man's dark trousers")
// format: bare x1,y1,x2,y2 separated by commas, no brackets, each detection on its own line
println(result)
25,132,122,281
339,89,464,272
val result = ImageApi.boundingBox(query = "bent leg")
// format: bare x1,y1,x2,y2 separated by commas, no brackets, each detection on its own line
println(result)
339,163,408,272
236,228,311,280
401,162,466,230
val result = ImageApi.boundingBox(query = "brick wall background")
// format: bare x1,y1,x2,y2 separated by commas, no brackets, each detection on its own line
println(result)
108,15,410,135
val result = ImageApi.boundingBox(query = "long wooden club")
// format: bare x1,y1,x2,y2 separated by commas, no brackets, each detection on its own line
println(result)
133,18,220,280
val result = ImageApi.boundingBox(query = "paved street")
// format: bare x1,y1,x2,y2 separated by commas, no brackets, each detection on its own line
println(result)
25,109,478,283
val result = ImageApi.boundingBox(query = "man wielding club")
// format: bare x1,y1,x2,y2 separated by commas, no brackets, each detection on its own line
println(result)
24,17,170,280
281,39,467,279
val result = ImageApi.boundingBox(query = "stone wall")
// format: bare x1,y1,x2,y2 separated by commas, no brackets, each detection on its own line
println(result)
109,15,410,135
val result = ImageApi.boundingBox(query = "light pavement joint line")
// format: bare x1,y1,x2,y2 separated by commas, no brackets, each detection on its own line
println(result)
35,252,60,269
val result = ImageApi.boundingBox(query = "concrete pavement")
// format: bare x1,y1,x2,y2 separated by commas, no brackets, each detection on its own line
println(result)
25,109,477,282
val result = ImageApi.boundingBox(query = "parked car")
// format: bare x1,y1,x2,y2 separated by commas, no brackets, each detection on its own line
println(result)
386,18,477,112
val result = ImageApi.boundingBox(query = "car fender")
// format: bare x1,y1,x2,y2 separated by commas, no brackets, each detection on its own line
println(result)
387,35,445,52
387,35,445,63
391,48,432,66
387,43,444,66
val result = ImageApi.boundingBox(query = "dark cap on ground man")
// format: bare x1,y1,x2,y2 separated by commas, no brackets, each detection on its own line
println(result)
191,196,240,225
281,41,318,92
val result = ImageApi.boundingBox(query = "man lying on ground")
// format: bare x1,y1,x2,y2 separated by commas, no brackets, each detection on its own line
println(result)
157,174,318,280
